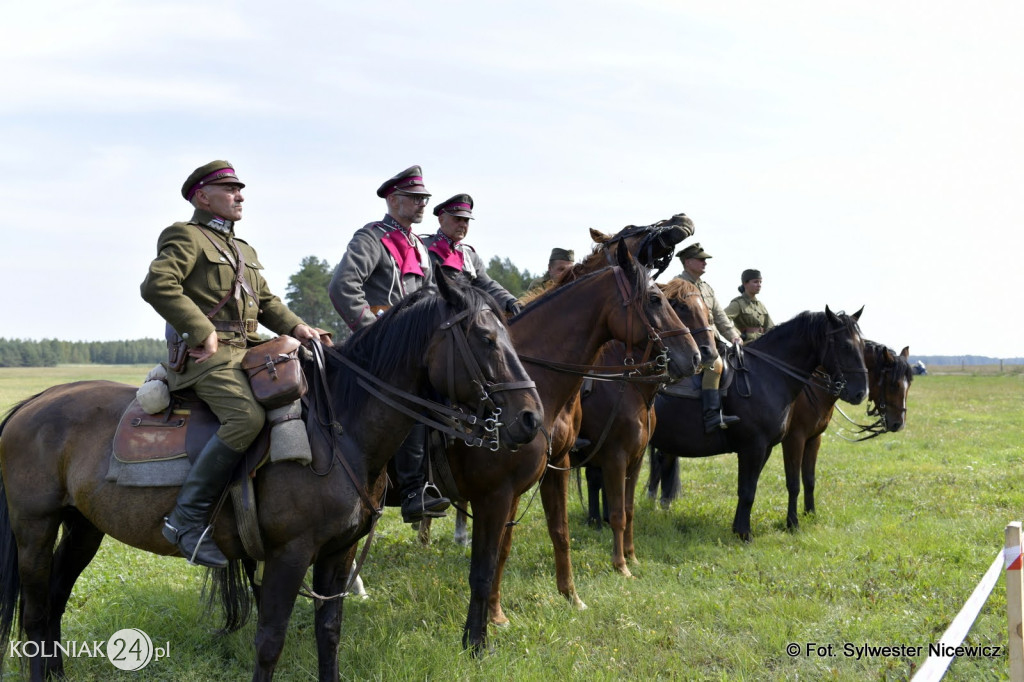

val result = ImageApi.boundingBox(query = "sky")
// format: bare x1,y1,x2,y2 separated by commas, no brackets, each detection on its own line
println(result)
2,1,1021,358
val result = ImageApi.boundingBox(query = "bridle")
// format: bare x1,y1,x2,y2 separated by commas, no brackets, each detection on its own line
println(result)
518,265,691,383
600,223,677,279
832,344,909,441
733,315,867,398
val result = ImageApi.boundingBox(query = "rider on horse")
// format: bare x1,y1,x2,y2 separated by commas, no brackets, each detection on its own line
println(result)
141,160,319,568
328,165,451,523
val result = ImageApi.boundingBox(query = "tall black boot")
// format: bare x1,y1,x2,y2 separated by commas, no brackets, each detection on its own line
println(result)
394,423,450,523
162,434,243,568
702,389,740,434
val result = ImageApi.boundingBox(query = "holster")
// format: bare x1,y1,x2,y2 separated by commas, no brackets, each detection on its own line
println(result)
165,323,188,374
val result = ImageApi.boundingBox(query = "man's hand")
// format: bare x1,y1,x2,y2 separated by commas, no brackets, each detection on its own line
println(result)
732,336,744,346
189,331,219,364
291,323,320,345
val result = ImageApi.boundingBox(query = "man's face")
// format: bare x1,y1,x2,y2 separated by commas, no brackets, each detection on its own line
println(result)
390,192,429,226
684,257,707,278
438,213,470,241
548,259,573,282
198,183,244,221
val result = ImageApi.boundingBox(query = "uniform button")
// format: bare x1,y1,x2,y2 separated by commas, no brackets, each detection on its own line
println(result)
220,257,227,262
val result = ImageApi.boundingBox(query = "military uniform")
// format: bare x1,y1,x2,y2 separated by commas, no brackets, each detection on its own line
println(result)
725,293,774,342
141,160,309,568
329,214,433,331
677,271,739,343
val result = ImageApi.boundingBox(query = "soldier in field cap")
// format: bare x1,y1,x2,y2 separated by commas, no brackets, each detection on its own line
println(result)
420,193,522,315
525,247,575,292
142,160,318,568
328,165,450,523
675,242,743,433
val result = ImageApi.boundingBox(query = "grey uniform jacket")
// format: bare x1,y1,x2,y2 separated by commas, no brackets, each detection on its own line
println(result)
420,232,518,311
678,271,740,343
329,215,433,331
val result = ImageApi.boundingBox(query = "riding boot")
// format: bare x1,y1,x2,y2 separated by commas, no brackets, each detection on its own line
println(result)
702,389,740,433
395,423,450,523
162,434,243,568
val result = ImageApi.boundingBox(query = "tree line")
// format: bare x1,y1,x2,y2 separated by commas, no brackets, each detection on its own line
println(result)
1,256,536,367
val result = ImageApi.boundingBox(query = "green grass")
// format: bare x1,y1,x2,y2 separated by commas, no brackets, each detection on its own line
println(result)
1,368,1021,680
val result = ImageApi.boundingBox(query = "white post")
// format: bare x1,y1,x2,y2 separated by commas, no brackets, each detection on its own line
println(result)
1006,522,1024,681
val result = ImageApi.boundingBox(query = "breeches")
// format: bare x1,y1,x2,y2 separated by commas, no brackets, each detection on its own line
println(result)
701,356,725,390
191,367,265,451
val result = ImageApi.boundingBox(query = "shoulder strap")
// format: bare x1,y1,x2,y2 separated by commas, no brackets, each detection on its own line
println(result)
197,227,257,318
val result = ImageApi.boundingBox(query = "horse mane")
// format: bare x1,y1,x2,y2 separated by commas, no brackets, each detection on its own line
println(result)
326,282,497,415
518,263,647,319
865,339,914,386
749,310,860,352
659,278,699,303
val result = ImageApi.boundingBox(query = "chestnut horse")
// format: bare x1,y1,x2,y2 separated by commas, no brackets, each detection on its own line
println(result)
446,244,701,652
650,308,868,541
0,273,541,681
782,341,912,528
574,278,715,576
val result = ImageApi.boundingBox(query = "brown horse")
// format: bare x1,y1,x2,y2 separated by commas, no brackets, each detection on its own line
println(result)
651,308,869,541
573,278,715,577
782,340,913,528
446,244,701,652
0,272,542,681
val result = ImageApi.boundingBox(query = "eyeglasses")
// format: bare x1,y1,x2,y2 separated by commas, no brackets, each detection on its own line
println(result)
396,193,430,206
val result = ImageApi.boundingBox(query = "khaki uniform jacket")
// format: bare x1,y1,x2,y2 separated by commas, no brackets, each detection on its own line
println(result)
140,210,304,390
329,215,433,331
420,233,517,311
678,271,740,343
725,293,775,342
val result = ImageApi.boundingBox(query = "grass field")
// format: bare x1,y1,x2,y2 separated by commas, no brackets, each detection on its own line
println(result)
0,366,1021,680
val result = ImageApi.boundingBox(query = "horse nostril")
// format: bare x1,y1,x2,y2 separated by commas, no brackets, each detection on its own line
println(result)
521,410,541,433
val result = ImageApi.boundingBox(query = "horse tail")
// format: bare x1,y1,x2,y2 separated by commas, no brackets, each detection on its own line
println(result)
202,560,252,634
0,475,22,668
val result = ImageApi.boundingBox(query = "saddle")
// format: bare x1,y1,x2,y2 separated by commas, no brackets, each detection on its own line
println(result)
660,343,737,399
107,391,270,488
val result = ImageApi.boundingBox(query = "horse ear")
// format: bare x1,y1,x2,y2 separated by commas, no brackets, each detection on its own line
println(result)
851,305,864,322
900,346,910,359
590,227,611,244
615,240,638,277
825,305,838,324
433,263,461,306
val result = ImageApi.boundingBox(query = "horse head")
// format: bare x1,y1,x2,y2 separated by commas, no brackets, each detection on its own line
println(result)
658,278,717,372
865,343,913,432
823,305,868,404
428,265,543,447
608,242,701,380
587,212,694,278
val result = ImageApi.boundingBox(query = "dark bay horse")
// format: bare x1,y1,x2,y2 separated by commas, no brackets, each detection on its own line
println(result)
446,244,701,652
572,279,715,578
650,307,868,541
0,273,541,681
782,341,912,528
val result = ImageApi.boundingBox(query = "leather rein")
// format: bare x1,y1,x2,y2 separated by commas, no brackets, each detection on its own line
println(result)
518,266,690,384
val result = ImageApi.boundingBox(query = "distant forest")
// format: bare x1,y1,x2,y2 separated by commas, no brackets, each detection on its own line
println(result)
0,338,165,367
911,355,1024,366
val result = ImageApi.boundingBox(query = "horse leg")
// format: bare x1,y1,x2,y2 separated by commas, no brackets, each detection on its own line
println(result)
42,510,105,678
645,446,662,501
584,466,603,528
12,513,62,681
251,548,312,682
661,451,681,509
623,448,644,567
803,434,822,515
453,506,470,547
603,457,631,577
462,493,515,652
417,516,432,546
782,432,803,530
311,547,357,682
732,449,770,542
539,458,586,610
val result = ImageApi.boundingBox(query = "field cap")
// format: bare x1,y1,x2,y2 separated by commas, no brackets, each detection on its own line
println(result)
741,269,762,282
549,248,574,263
677,243,712,262
433,193,475,218
182,160,244,201
377,165,431,198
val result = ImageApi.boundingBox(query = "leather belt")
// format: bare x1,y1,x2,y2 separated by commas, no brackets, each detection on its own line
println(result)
213,319,259,334
741,326,764,333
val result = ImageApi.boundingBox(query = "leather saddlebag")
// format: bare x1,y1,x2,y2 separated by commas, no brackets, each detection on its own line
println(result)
242,335,307,409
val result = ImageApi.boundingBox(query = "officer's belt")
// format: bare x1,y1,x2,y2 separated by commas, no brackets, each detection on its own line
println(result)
741,327,764,333
213,319,259,334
